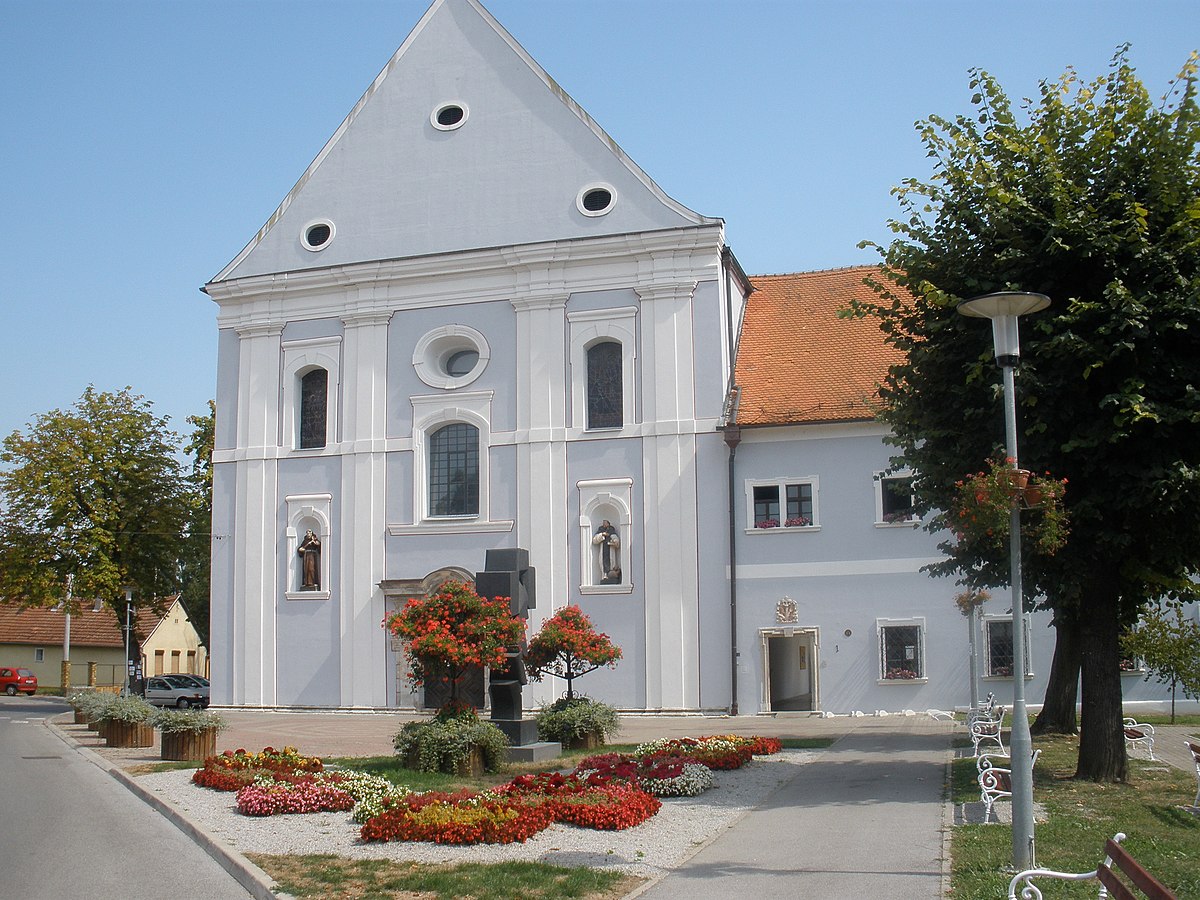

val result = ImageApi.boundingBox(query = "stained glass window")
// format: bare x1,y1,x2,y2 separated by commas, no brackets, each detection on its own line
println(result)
299,368,327,449
586,341,622,429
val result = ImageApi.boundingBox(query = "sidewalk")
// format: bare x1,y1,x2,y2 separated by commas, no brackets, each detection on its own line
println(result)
631,721,951,899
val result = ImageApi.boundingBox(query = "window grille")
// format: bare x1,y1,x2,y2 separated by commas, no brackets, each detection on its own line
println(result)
429,423,479,516
879,623,924,679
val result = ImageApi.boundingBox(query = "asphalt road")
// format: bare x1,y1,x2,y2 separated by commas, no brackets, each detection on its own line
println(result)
0,695,253,900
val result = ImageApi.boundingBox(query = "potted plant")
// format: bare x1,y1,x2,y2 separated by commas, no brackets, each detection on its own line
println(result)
97,694,156,748
534,696,620,749
74,690,117,733
950,455,1068,556
392,704,508,775
524,606,622,748
152,707,228,761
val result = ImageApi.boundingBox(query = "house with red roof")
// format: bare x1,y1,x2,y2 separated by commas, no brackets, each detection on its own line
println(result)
0,597,207,692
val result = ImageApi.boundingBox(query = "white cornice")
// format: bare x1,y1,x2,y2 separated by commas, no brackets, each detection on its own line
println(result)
208,226,725,329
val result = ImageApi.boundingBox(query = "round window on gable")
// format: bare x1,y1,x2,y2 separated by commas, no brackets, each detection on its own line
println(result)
302,219,335,251
431,102,469,131
577,184,616,217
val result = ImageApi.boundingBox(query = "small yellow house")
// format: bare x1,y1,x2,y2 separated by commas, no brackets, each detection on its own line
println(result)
0,596,208,691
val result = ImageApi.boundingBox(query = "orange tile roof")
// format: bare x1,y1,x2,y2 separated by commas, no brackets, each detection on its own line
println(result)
734,266,905,426
0,601,169,648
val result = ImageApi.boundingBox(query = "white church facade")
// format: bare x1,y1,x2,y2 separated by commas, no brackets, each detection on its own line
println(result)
205,0,1189,716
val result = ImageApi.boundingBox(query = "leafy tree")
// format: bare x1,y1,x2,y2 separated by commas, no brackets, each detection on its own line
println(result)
0,386,192,636
1121,601,1200,723
383,580,526,707
524,605,622,700
177,401,214,643
852,48,1200,780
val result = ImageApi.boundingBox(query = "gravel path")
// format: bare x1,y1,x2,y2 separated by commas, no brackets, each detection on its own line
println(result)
137,750,816,879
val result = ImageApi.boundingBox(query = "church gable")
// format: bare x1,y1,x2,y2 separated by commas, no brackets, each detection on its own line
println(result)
212,0,715,284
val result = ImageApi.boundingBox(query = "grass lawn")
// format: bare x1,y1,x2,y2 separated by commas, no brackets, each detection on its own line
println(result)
950,731,1199,899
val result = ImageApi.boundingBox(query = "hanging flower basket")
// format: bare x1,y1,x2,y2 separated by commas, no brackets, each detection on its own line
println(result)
950,456,1069,556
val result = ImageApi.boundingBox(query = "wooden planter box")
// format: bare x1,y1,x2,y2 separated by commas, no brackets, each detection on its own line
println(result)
405,745,485,776
104,721,154,748
73,709,89,725
566,731,604,751
160,729,218,762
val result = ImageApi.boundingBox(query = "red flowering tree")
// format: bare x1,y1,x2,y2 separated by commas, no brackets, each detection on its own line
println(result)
383,581,525,707
524,605,622,700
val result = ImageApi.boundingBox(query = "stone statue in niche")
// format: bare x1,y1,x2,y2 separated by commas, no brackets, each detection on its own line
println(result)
592,520,621,584
776,596,798,624
298,529,322,590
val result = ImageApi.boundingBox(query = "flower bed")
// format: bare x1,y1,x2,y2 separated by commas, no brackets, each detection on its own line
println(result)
634,736,754,770
236,779,355,816
572,753,713,798
192,746,324,791
360,792,556,845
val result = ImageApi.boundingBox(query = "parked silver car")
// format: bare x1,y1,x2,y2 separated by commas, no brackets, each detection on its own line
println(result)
143,676,206,708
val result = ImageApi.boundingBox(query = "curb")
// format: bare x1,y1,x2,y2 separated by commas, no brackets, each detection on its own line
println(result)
44,717,281,900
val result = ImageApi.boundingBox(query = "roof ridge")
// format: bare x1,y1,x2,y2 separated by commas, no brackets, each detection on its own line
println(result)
749,264,880,279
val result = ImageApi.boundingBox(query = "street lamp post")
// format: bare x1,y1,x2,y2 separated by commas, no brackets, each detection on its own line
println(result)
958,290,1050,871
122,586,134,696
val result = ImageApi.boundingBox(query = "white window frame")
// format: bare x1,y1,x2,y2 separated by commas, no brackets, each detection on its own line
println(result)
281,336,341,451
982,614,1033,678
876,617,928,683
744,477,819,533
875,470,918,526
567,307,637,432
412,324,490,390
391,392,513,535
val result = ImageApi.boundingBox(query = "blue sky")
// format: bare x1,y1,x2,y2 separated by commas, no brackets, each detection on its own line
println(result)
2,0,1194,446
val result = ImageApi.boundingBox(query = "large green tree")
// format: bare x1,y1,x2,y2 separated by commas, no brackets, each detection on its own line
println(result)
0,387,193,636
853,48,1200,781
177,400,215,643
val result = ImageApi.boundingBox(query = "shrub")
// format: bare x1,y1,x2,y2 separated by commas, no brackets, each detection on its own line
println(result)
69,690,115,720
534,696,620,744
95,694,156,725
393,710,508,774
151,707,228,735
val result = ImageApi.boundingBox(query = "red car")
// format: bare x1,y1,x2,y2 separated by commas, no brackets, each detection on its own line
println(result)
0,666,38,695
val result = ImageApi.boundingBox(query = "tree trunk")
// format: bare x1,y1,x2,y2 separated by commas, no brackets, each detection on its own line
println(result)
1075,586,1127,782
1031,615,1080,735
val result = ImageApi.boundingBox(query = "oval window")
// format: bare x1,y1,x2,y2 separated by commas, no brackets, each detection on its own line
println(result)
431,102,469,131
576,184,616,217
302,220,335,251
444,349,479,377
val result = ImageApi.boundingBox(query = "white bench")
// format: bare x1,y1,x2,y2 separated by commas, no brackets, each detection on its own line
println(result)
977,749,1040,823
970,705,1007,757
1007,832,1177,899
1187,740,1200,811
1122,718,1156,760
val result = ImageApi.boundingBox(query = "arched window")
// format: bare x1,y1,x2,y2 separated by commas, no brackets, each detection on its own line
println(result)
428,423,479,516
298,368,328,449
586,341,623,429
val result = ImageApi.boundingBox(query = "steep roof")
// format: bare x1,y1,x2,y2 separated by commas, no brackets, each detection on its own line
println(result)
209,0,717,285
0,601,169,649
733,266,905,426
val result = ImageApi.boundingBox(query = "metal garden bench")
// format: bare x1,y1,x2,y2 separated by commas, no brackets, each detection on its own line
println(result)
1122,718,1156,760
977,749,1040,823
1007,832,1176,899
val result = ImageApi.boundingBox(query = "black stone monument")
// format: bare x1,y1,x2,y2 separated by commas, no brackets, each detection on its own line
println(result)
474,548,540,747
